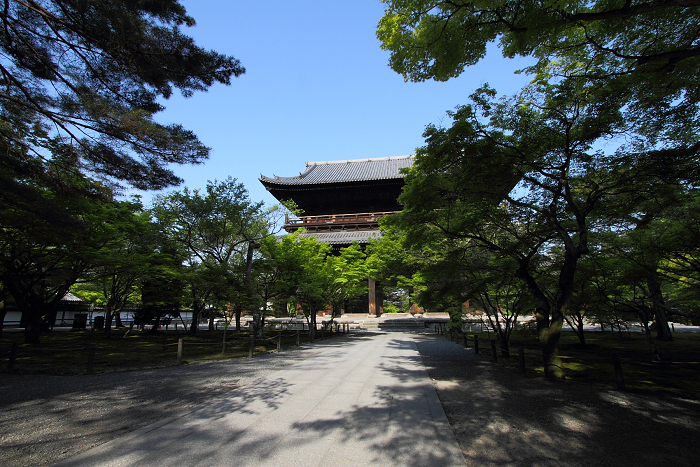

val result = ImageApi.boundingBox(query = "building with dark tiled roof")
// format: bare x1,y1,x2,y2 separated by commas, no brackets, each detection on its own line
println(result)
260,156,412,218
260,155,413,237
260,156,414,315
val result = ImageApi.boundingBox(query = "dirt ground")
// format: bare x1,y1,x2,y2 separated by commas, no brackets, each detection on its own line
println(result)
413,334,700,467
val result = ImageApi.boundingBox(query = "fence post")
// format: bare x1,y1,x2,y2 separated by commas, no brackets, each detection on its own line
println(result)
612,353,625,390
249,334,255,358
177,338,183,365
7,342,18,370
86,343,97,375
518,346,526,374
463,334,468,348
449,329,453,341
320,326,325,339
296,329,300,346
490,340,498,362
277,332,282,352
473,335,479,354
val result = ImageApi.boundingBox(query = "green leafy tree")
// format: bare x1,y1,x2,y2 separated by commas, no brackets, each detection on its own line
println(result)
275,232,368,341
1,0,244,209
245,236,295,339
180,259,222,332
325,244,369,319
152,178,280,334
451,251,531,357
653,193,700,323
0,168,130,343
72,200,158,335
275,232,330,341
388,74,693,377
136,249,186,332
366,222,428,312
377,0,699,137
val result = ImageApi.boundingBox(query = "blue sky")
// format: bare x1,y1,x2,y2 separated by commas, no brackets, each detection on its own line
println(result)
138,0,535,207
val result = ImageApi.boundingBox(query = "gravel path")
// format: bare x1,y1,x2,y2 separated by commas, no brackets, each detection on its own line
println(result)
0,341,328,467
3,332,700,467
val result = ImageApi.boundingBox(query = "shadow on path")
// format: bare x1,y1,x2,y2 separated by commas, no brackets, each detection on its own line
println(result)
414,334,700,466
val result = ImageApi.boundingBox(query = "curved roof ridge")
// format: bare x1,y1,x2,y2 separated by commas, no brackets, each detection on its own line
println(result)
260,162,318,182
260,155,414,186
305,155,413,167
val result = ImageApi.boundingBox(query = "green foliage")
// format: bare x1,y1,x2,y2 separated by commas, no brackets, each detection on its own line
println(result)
72,200,161,332
387,74,697,376
0,162,149,343
377,1,700,127
152,178,279,334
375,0,700,379
0,0,245,198
273,231,368,333
382,303,402,313
0,1,246,342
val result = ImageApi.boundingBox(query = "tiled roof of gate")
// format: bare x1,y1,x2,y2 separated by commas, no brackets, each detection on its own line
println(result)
62,292,83,302
300,230,382,245
260,155,413,186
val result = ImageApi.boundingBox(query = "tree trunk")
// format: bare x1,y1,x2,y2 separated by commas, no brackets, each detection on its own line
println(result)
647,274,673,341
0,282,6,336
24,311,42,345
104,306,114,337
641,316,661,362
149,315,161,334
517,261,566,379
189,301,203,336
0,306,6,339
499,336,510,358
576,314,586,346
43,308,58,332
309,312,316,342
537,310,565,379
253,311,265,340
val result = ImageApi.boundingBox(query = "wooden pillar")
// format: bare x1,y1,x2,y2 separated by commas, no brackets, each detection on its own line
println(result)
368,277,376,316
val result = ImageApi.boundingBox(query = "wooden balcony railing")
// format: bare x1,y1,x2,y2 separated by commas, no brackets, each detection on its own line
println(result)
284,211,399,232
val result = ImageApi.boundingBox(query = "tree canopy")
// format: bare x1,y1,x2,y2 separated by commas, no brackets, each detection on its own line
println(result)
378,0,700,145
378,0,700,85
385,73,697,376
151,178,280,333
0,0,245,209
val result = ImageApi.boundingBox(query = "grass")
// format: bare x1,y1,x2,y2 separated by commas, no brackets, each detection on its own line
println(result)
0,327,323,375
5,326,698,398
459,329,700,397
